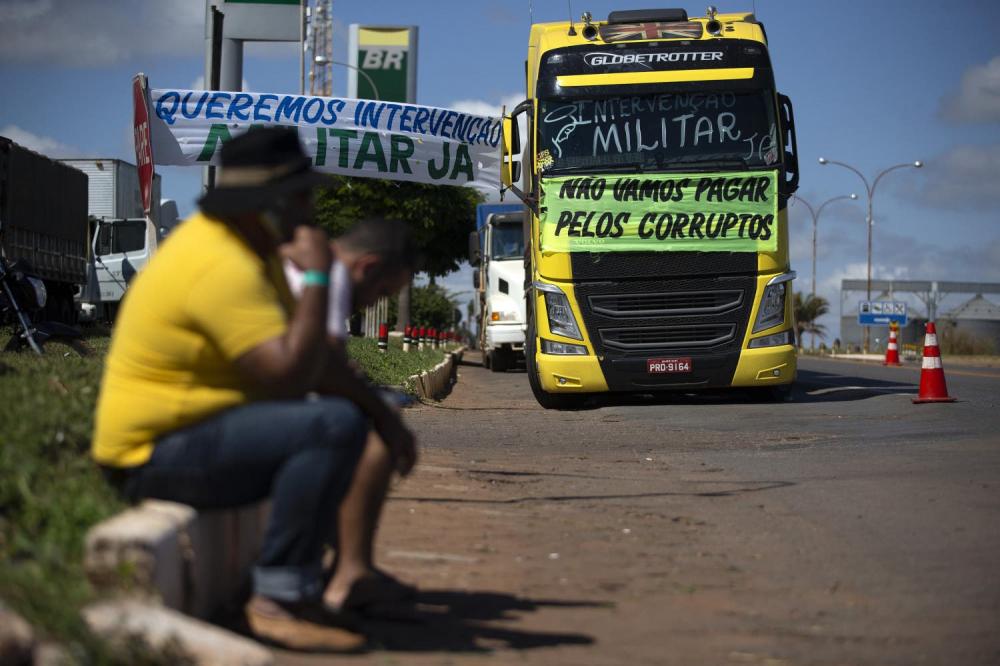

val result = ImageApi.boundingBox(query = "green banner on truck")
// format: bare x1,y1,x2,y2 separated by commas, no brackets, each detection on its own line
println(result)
539,171,779,253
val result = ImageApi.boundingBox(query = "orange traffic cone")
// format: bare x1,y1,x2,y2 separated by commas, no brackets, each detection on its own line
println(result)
913,322,956,403
883,322,901,366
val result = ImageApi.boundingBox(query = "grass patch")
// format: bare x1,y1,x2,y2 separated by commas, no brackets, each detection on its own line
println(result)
0,326,455,658
0,328,125,661
346,335,450,392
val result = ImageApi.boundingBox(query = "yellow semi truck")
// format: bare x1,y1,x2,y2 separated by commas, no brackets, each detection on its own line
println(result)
501,7,800,408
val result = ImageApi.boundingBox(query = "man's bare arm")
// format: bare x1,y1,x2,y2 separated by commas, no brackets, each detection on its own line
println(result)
318,340,417,476
234,227,332,397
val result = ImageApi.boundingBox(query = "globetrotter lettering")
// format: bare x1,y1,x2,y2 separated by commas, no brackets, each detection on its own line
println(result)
147,88,501,189
583,51,723,68
540,172,778,254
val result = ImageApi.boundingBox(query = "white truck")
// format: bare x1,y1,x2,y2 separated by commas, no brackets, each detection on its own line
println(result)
470,203,527,372
60,158,173,321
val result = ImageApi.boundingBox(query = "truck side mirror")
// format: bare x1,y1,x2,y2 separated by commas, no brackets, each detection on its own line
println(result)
500,114,518,190
473,271,481,290
468,230,481,266
500,100,534,210
777,93,799,196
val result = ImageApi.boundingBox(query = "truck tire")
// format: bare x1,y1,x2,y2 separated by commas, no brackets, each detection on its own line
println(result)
526,315,589,410
489,348,512,373
750,384,794,403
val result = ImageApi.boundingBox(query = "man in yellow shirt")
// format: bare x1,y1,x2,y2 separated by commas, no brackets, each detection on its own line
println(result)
93,128,417,651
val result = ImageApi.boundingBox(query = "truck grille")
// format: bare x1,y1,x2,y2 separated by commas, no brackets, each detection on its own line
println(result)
570,269,758,390
600,324,736,350
589,290,742,317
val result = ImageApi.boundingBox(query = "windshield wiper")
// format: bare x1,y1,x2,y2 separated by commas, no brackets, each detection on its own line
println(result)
544,161,648,175
546,157,778,176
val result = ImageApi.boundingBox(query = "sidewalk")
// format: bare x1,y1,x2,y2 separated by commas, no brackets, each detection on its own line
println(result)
271,352,1000,665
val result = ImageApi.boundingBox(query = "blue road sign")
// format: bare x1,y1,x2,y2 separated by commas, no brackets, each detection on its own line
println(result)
858,300,908,326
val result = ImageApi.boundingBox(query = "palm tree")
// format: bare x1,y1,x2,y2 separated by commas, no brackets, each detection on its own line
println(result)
794,292,830,351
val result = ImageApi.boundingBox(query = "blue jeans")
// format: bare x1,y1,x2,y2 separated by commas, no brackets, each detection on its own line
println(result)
122,396,369,602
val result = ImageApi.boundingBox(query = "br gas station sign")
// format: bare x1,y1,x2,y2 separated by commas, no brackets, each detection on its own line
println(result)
348,25,418,103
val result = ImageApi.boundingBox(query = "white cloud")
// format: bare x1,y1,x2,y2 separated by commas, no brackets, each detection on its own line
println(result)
819,261,911,298
449,93,524,119
0,0,52,23
940,56,1000,123
0,125,79,158
901,143,1000,210
0,0,204,66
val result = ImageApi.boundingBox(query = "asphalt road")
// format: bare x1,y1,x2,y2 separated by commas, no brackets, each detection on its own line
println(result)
278,353,1000,666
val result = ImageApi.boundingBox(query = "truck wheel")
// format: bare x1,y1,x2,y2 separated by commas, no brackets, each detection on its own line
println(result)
526,318,589,409
490,349,512,373
750,384,794,403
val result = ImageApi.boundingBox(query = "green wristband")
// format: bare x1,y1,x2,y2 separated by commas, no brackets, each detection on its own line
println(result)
302,270,330,287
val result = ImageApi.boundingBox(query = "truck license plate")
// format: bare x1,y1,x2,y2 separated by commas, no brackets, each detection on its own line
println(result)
647,358,692,374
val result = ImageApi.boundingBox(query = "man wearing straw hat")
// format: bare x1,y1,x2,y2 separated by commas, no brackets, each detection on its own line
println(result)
93,127,417,652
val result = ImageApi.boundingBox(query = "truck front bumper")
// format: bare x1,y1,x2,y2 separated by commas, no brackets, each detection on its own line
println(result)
534,344,797,393
485,323,525,351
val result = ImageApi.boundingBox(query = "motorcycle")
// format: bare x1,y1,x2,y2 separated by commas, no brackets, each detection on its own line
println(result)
0,254,86,355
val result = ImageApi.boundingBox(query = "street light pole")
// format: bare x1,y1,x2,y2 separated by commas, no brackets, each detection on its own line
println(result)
792,193,858,298
817,158,922,353
791,193,857,350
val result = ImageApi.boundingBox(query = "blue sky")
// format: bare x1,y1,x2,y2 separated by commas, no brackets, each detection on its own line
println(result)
2,0,999,337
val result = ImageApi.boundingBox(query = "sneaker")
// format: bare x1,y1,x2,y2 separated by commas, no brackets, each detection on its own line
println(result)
245,596,366,653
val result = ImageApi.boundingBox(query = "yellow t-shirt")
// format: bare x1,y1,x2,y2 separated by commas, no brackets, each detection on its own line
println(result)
92,212,294,468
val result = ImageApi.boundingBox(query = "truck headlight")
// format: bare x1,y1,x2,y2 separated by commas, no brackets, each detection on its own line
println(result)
541,338,588,355
538,288,582,340
753,273,794,333
748,330,794,348
490,310,519,323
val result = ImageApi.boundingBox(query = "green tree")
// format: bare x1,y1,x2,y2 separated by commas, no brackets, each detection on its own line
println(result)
794,291,830,351
409,284,457,330
314,177,482,277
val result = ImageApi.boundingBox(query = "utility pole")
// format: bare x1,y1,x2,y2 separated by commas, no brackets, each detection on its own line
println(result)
308,0,333,96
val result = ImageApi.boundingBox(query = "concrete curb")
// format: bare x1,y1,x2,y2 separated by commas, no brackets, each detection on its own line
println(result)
408,347,464,400
85,499,270,620
84,500,273,660
83,599,273,665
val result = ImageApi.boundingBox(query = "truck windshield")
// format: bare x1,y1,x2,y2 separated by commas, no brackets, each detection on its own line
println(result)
538,89,778,174
491,223,524,260
115,221,146,253
96,220,146,255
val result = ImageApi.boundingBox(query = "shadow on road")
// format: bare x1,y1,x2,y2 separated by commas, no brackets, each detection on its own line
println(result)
792,368,917,403
457,351,917,409
357,589,602,652
550,369,919,410
222,589,600,655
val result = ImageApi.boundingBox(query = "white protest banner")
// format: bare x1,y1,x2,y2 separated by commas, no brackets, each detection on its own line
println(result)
147,87,501,190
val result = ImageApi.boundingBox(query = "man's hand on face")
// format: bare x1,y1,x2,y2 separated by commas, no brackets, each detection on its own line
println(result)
375,413,418,477
280,226,332,272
